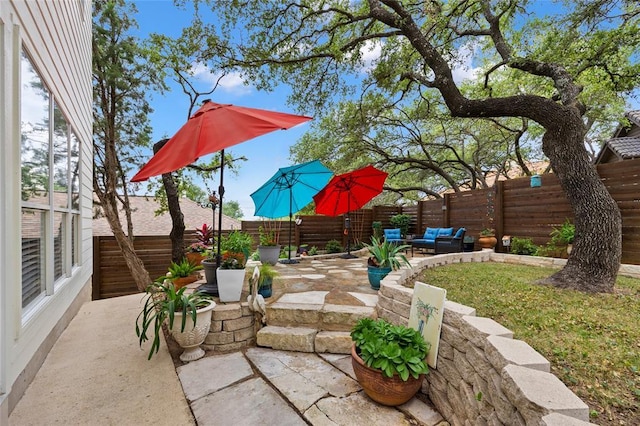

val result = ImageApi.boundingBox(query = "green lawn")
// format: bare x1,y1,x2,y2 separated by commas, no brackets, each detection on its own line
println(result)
414,262,639,425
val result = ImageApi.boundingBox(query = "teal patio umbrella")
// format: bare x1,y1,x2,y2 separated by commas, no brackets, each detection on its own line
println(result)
251,160,333,263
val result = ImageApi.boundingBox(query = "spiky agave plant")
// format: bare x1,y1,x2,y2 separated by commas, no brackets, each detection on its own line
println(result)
365,236,411,270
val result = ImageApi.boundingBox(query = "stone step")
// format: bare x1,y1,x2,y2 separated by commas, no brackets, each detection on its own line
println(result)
266,302,376,331
256,326,353,354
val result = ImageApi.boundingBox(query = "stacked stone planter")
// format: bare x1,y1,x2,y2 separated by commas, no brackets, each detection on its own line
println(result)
201,302,256,353
377,250,592,426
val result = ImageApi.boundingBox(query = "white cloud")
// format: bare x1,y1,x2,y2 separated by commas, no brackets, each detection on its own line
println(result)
449,42,483,84
189,62,253,95
359,39,382,73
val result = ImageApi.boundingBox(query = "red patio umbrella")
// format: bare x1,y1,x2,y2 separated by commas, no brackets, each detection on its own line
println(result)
313,165,388,257
131,100,312,182
131,100,312,294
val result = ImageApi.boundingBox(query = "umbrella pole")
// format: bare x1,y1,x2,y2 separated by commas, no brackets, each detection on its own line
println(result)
198,149,225,296
341,196,357,259
280,188,298,264
216,149,225,268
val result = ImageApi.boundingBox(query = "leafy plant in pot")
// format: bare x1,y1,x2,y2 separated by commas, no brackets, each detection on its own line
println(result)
136,279,215,362
257,224,281,266
365,236,411,290
201,248,218,288
478,228,498,249
167,258,203,289
217,231,253,302
256,263,278,298
350,318,429,406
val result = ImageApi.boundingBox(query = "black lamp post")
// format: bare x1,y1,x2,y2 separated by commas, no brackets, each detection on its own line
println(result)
198,191,220,296
208,192,219,240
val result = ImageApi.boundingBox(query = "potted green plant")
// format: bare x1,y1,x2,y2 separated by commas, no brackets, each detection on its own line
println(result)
136,280,215,362
257,225,281,265
256,263,278,298
365,236,411,290
350,318,429,406
478,228,497,249
217,230,253,302
389,214,411,238
201,248,218,287
167,258,203,289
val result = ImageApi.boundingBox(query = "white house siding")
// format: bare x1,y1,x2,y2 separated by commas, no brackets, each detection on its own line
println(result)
0,0,92,421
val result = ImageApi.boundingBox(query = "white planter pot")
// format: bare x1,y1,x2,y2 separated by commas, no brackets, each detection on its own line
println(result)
170,300,216,362
216,268,246,302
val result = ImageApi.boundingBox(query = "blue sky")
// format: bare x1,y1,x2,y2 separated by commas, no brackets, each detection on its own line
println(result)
133,0,314,220
131,1,638,221
131,0,479,220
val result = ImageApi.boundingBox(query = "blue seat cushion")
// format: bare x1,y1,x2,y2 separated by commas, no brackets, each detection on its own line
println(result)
384,228,402,240
454,228,465,238
424,227,438,240
437,228,453,237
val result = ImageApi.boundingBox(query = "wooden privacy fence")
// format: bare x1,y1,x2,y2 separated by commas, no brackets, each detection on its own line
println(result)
93,229,227,300
241,158,640,265
93,158,640,299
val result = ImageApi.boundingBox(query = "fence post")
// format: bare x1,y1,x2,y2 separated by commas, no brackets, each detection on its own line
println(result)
495,181,504,252
92,236,101,300
416,201,424,236
443,194,450,227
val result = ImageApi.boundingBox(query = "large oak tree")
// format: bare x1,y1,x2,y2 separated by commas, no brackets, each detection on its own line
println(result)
205,0,639,292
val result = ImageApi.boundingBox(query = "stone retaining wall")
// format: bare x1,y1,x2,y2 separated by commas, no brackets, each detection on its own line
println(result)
377,250,593,426
202,302,256,352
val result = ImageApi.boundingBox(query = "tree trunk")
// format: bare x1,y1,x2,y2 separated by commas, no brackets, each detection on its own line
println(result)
153,139,186,263
539,109,621,293
99,191,151,292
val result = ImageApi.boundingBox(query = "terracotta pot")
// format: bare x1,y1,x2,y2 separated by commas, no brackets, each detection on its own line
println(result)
351,345,424,406
172,275,198,290
478,235,497,249
186,252,206,266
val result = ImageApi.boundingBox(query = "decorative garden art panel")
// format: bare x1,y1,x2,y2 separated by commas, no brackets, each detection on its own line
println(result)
408,281,446,369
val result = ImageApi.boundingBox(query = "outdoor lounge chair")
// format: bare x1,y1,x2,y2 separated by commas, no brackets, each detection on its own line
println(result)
435,227,466,254
383,228,403,244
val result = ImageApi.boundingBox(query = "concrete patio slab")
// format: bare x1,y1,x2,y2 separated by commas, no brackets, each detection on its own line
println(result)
177,352,253,401
191,377,306,426
9,294,194,426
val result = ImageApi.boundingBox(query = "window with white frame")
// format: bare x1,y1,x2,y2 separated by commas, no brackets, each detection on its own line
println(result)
20,48,81,309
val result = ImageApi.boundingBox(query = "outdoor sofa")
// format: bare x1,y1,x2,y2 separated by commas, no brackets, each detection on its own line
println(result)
411,227,466,254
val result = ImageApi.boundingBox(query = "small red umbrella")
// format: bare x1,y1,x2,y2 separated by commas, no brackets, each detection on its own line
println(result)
313,165,388,216
313,165,388,257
